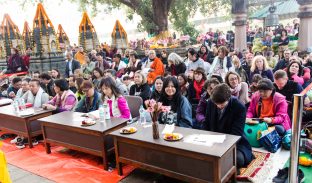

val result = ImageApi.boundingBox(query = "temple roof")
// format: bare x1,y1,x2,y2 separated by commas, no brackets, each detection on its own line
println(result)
79,12,96,33
33,3,55,30
0,14,21,37
22,21,31,37
57,24,69,43
111,20,127,39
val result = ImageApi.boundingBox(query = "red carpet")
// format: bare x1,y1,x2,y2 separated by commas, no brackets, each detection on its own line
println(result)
0,137,135,183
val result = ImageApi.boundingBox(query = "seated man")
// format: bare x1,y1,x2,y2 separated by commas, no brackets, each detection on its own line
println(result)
202,83,253,168
22,79,49,108
39,73,56,98
144,50,164,85
7,77,22,99
247,78,291,136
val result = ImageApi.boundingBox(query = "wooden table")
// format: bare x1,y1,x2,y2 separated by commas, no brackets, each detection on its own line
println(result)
0,105,53,148
110,124,240,183
39,111,129,170
0,98,12,107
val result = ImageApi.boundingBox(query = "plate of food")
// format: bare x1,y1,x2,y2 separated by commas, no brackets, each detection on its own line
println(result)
163,133,183,141
81,118,96,126
120,127,137,134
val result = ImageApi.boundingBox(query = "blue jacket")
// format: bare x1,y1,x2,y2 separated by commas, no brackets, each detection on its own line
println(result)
273,59,289,73
75,91,101,113
158,95,192,128
203,97,253,166
7,86,19,99
250,69,274,83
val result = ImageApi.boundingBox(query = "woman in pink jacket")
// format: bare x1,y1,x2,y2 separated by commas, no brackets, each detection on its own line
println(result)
100,77,131,119
247,79,291,136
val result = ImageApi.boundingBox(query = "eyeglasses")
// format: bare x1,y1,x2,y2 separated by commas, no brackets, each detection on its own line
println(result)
229,77,238,82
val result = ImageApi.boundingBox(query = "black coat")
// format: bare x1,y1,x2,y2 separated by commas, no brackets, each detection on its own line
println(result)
129,83,151,103
203,97,253,166
65,59,81,78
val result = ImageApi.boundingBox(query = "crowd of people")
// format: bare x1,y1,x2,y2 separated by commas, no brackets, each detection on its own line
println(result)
1,31,312,170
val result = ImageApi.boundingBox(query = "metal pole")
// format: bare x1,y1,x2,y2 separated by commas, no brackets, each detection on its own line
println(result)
289,94,303,183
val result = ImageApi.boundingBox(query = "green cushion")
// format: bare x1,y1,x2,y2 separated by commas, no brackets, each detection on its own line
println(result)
244,122,268,147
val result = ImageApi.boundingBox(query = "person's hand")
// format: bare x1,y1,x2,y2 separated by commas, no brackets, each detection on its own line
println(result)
9,91,15,98
262,117,272,123
42,104,56,110
246,118,252,123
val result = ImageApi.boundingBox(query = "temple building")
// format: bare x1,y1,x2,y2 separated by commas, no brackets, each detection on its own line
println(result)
78,12,99,52
32,3,60,54
111,20,128,49
57,24,70,52
22,21,32,50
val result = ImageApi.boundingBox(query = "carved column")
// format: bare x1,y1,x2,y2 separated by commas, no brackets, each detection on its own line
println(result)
297,0,312,52
232,0,248,51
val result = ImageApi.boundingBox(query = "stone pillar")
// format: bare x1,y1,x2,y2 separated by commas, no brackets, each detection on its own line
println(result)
232,0,248,51
297,0,312,52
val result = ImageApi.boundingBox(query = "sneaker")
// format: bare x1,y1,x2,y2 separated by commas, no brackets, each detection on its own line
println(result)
272,167,288,183
32,140,38,146
10,136,23,144
16,142,25,149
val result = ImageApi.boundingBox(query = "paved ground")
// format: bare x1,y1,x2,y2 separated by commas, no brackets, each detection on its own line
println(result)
8,164,54,183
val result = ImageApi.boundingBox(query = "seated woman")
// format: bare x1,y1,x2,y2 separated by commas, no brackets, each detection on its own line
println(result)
232,55,248,83
247,79,291,136
177,73,189,97
129,70,151,103
100,77,131,119
249,55,274,83
124,51,142,78
92,67,104,91
158,76,192,128
42,79,77,113
202,83,253,168
286,59,310,86
225,71,249,105
195,78,220,129
75,80,101,113
167,53,186,76
188,67,206,105
150,76,164,101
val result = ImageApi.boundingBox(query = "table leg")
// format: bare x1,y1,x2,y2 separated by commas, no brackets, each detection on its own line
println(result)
102,142,108,171
45,142,51,154
117,162,123,176
25,121,33,148
114,137,123,175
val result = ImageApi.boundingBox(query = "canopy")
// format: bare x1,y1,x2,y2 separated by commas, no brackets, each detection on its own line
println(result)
250,0,299,20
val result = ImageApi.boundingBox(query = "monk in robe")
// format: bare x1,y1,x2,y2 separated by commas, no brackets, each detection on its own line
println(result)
146,50,164,84
74,46,86,65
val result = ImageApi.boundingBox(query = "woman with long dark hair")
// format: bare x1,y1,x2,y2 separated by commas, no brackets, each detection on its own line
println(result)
150,76,164,101
92,67,104,90
100,77,131,119
286,59,310,86
158,76,192,128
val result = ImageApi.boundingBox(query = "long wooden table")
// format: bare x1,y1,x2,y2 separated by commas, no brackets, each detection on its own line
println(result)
39,111,129,170
0,105,53,148
110,124,240,183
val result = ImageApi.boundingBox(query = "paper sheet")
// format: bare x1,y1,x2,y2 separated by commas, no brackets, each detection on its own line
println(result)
183,134,226,146
161,124,175,134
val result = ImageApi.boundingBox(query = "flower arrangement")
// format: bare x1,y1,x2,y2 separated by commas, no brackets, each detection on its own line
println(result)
144,99,171,139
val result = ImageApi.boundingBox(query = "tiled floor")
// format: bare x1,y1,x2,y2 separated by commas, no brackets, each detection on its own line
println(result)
8,164,54,183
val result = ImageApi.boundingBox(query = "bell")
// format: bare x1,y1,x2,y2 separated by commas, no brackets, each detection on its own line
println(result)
265,5,279,27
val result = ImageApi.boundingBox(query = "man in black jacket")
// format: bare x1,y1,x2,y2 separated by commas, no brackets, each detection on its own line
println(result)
65,52,81,78
202,83,253,168
273,49,291,72
39,73,56,98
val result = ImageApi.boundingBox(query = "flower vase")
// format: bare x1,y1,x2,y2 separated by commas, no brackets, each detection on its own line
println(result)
152,121,159,139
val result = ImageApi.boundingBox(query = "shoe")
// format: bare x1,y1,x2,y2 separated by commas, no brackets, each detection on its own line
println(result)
284,168,305,183
10,136,23,144
1,133,15,139
32,140,38,146
272,167,288,183
16,142,25,149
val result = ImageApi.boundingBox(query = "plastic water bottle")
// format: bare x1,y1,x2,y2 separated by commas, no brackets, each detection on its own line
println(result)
103,104,111,120
139,105,146,125
19,98,26,111
13,99,20,113
99,105,105,122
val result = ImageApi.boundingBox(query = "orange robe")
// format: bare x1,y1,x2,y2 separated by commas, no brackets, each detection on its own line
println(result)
147,57,164,84
74,52,86,65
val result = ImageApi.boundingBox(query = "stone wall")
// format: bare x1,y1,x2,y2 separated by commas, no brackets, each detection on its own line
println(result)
0,52,66,75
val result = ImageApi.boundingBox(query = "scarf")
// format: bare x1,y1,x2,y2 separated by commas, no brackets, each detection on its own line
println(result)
193,80,204,99
104,95,121,118
26,87,45,108
208,56,229,78
230,83,241,97
54,90,77,111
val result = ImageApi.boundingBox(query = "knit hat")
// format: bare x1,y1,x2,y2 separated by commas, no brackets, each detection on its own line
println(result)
257,78,274,90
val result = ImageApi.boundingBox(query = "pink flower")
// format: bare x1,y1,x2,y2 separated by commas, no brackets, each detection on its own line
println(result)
161,106,171,113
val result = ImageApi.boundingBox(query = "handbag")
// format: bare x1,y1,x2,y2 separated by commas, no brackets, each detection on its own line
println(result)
259,129,281,153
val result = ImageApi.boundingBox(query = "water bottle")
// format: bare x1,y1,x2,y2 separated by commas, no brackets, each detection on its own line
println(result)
139,105,146,125
103,104,111,120
19,98,26,111
13,99,20,113
99,105,105,122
